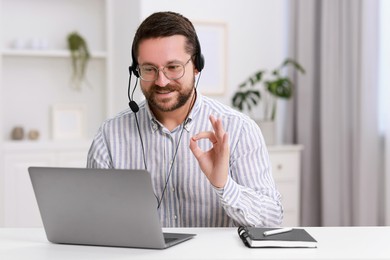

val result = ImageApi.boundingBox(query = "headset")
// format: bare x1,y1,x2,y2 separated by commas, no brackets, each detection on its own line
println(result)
127,34,204,209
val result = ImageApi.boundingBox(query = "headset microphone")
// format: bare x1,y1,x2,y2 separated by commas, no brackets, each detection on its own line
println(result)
128,65,140,113
128,33,204,209
127,65,147,171
129,100,139,113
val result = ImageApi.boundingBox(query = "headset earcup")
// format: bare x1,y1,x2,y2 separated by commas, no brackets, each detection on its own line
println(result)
196,53,205,72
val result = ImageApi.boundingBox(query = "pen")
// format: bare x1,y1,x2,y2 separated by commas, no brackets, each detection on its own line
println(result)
263,228,293,236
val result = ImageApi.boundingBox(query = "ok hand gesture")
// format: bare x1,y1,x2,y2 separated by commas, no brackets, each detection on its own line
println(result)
189,115,230,188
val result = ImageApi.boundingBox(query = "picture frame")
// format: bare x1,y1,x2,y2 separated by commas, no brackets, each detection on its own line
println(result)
194,21,227,95
51,104,86,140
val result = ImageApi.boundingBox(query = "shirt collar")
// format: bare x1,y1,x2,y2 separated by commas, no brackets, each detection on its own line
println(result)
184,91,203,131
142,101,159,133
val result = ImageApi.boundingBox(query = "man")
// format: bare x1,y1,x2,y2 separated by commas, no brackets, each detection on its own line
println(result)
87,11,283,227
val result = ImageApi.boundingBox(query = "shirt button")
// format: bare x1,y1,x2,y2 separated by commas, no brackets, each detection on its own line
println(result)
171,188,175,192
174,215,177,219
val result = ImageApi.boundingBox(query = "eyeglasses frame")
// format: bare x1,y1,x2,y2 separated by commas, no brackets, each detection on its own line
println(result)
136,57,193,82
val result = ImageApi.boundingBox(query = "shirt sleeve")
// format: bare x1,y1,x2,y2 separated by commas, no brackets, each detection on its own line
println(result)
213,119,283,227
86,125,113,169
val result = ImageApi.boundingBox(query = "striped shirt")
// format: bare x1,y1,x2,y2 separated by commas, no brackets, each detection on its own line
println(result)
87,94,283,227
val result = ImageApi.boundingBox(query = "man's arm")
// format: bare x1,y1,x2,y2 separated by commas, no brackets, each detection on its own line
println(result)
189,115,283,227
86,126,113,169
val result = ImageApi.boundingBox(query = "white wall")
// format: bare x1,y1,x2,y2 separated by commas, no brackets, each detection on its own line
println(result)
107,0,141,117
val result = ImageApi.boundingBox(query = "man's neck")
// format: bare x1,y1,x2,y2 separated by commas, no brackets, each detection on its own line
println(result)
152,92,196,132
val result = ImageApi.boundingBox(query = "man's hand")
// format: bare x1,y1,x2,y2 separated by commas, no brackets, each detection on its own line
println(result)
189,115,229,188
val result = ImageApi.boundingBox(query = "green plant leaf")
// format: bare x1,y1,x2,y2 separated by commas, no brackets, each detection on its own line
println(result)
281,58,306,74
272,69,280,77
249,71,264,85
254,71,264,82
232,90,260,111
232,92,246,111
239,82,247,89
67,32,90,90
266,78,292,98
232,57,305,117
249,77,255,86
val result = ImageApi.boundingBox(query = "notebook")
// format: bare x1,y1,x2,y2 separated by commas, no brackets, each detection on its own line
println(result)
28,166,195,249
238,226,317,248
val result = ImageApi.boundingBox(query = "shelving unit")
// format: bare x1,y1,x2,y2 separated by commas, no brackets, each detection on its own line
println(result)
0,0,114,227
0,0,109,142
0,0,142,227
1,49,107,59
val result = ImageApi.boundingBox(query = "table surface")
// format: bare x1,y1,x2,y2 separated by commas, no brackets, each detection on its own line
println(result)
1,227,390,260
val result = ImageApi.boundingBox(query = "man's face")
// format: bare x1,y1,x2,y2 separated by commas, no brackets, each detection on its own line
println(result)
137,35,197,113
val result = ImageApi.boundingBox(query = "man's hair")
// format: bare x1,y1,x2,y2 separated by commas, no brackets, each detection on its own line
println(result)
131,11,199,63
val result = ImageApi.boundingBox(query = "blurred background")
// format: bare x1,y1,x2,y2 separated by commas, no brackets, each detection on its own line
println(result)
0,0,388,228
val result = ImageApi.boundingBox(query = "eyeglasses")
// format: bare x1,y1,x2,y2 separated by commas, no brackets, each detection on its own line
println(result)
137,58,192,82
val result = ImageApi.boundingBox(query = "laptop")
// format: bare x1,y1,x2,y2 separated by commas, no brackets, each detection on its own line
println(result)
28,167,195,249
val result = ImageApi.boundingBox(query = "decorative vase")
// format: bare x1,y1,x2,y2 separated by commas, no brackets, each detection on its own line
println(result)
28,129,40,140
11,126,24,140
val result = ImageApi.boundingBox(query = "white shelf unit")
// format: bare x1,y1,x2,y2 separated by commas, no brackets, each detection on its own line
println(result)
0,0,142,227
0,0,115,227
0,0,110,142
0,0,140,227
1,49,107,59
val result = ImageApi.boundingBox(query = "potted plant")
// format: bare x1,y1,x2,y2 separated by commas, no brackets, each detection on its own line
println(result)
232,58,305,143
67,32,90,90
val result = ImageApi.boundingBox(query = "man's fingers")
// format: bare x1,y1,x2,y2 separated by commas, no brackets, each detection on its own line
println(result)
189,137,203,158
192,131,217,144
209,115,225,140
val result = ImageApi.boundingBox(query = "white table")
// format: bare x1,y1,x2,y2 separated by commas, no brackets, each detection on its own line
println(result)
1,227,389,260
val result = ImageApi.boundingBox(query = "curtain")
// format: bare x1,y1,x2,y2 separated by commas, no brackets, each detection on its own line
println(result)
379,0,390,226
288,0,383,226
387,125,390,225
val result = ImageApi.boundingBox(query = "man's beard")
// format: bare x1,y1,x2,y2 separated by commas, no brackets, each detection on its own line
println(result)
143,79,195,112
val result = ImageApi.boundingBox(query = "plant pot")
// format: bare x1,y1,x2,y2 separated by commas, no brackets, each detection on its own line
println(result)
255,120,276,145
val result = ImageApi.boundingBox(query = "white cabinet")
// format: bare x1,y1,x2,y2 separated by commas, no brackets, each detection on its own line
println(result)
268,145,303,227
3,152,55,227
1,141,90,227
0,143,303,227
